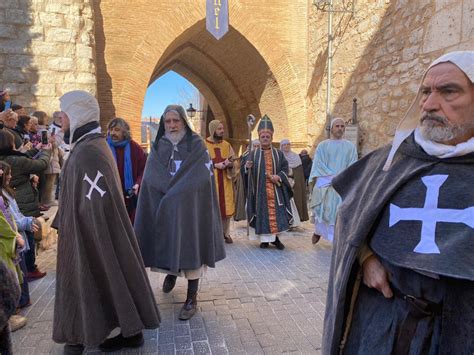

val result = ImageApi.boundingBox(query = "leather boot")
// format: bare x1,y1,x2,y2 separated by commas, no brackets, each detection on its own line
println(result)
178,293,197,320
162,274,177,293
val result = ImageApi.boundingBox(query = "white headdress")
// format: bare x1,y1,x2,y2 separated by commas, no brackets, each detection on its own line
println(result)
382,51,474,171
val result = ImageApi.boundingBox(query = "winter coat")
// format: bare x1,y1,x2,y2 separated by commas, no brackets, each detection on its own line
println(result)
0,149,51,217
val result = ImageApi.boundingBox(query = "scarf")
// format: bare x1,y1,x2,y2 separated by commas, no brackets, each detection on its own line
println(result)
414,128,474,158
107,136,134,191
283,151,302,168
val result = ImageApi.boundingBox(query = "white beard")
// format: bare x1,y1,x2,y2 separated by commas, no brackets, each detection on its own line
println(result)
165,130,186,145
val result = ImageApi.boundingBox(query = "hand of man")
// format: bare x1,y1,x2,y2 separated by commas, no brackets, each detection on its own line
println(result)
41,143,52,151
32,218,41,232
268,175,281,184
245,161,253,169
362,254,393,298
132,184,139,195
31,219,40,233
224,159,233,168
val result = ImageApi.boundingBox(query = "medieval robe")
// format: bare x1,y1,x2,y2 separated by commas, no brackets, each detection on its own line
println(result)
233,154,247,222
205,139,235,219
134,133,225,273
309,139,357,241
322,134,474,354
52,134,160,347
245,147,293,240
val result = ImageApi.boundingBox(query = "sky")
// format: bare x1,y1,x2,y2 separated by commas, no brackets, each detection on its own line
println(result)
141,71,199,120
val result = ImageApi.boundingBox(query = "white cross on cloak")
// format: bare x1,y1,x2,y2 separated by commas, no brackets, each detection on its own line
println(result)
84,171,107,200
205,151,214,176
389,174,474,254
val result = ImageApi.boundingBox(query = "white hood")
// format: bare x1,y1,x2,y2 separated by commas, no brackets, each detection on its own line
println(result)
383,50,474,171
59,90,100,147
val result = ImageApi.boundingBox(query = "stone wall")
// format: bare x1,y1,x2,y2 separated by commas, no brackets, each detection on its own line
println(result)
0,0,96,117
308,0,472,155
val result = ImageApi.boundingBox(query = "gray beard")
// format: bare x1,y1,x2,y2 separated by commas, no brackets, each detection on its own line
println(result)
165,130,186,145
419,116,467,144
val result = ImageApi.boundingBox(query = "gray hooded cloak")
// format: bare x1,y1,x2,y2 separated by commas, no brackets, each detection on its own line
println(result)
322,135,474,354
52,91,160,347
134,120,225,272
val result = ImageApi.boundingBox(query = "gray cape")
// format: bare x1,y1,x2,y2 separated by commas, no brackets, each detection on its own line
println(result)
52,134,160,346
322,134,474,354
134,133,225,272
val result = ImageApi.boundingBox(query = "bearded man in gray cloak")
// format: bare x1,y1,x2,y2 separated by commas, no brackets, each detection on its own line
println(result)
322,51,474,354
135,105,225,321
52,91,160,353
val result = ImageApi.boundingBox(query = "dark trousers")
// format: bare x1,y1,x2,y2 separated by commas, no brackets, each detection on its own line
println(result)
0,325,12,355
18,252,30,307
24,231,36,273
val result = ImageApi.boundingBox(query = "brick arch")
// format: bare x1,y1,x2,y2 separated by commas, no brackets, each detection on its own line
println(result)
94,0,308,145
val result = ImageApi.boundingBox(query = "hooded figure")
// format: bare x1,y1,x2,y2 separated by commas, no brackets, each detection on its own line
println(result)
280,138,309,223
52,91,160,353
205,119,236,244
135,104,225,321
322,51,474,354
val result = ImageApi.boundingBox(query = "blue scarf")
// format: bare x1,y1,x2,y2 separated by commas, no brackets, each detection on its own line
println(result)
107,136,134,191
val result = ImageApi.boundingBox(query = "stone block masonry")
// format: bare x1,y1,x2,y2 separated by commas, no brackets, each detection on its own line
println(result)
0,0,96,116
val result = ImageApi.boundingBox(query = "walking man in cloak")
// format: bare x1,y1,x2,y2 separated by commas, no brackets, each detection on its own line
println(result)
135,105,225,321
107,117,147,224
280,139,309,222
205,120,235,243
52,91,160,353
234,140,260,222
322,51,474,354
309,118,357,244
244,115,293,250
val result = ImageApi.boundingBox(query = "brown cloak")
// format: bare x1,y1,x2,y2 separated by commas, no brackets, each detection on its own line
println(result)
292,165,309,221
52,134,160,346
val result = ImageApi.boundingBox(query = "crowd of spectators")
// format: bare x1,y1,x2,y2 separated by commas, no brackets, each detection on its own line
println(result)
0,89,68,350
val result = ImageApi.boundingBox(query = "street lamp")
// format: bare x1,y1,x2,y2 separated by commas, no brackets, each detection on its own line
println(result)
186,103,197,118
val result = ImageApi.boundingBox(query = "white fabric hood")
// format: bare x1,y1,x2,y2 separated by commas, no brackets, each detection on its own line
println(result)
383,51,474,171
59,90,100,146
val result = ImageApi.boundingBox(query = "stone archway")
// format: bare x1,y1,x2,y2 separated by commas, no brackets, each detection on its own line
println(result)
149,22,290,146
94,0,309,147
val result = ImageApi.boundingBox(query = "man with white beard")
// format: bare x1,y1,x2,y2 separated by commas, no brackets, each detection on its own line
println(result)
322,51,474,354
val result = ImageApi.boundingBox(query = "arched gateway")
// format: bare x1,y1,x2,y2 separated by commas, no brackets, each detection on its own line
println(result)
93,0,309,147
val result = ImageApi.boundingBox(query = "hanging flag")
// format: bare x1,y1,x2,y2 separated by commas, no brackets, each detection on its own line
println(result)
206,0,229,40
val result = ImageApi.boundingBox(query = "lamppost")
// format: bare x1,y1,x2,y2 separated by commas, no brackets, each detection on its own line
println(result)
186,103,206,135
313,0,355,136
186,103,198,118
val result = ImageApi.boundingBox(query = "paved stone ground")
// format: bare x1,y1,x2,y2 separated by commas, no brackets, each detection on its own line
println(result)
12,220,332,354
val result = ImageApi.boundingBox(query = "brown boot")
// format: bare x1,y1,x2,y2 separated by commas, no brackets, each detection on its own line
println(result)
224,235,233,244
312,233,321,245
178,293,197,320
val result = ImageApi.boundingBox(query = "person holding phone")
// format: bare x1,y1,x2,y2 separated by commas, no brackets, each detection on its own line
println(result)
0,129,51,281
41,124,64,208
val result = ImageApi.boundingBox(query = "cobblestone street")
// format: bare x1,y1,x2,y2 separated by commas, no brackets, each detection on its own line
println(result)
12,220,332,354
